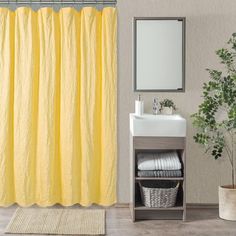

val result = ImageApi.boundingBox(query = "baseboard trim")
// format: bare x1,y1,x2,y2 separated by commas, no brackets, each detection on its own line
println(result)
115,203,219,209
115,203,129,208
187,203,218,209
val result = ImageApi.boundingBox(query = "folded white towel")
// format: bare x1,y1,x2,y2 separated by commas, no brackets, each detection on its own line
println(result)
137,151,181,170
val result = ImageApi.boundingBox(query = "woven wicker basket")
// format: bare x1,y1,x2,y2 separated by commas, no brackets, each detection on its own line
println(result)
139,181,179,208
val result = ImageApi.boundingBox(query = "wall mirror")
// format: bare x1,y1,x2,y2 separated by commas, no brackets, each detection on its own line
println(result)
133,17,186,92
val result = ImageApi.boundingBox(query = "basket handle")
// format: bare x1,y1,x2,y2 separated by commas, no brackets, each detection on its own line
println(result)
138,181,145,204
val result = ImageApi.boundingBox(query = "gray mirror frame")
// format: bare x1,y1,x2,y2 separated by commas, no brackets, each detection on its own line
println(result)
133,17,186,92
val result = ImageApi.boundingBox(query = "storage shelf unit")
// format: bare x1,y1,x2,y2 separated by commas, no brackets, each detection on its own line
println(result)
130,136,186,221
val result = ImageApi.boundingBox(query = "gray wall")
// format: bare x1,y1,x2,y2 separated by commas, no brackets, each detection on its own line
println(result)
117,0,236,204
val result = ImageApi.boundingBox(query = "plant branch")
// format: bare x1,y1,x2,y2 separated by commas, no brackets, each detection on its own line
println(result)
231,132,235,188
225,143,233,166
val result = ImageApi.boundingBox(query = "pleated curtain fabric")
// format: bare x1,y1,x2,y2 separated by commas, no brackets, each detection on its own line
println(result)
0,7,117,207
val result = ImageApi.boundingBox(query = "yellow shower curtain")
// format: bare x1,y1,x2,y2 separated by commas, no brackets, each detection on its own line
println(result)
0,7,117,207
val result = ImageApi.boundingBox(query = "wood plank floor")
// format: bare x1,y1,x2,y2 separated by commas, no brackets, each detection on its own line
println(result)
1,205,236,236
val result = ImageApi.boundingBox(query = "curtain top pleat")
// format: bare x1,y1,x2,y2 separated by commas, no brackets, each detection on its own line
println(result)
0,6,116,14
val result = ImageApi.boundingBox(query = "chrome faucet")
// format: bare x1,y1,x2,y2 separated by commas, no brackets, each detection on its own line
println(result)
153,98,158,115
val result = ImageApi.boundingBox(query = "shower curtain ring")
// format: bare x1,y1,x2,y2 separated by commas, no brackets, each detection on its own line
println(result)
49,0,53,9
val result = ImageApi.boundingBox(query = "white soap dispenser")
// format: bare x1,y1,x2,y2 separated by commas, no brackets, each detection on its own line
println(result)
135,95,144,116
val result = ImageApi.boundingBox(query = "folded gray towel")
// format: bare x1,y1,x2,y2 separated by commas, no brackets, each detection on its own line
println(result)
137,170,182,177
137,151,181,170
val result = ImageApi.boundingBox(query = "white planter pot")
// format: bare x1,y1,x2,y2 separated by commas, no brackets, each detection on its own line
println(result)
219,185,236,221
161,107,173,115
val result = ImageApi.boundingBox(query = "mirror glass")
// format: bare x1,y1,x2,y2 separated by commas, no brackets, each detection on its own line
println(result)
134,18,185,92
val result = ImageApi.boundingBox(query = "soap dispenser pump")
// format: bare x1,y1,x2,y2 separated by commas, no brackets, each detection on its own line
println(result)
135,95,144,116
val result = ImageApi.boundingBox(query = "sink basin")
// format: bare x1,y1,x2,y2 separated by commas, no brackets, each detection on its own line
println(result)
130,113,186,137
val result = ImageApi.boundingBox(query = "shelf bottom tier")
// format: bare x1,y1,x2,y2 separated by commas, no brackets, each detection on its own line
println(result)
135,205,184,211
134,208,185,220
135,201,184,210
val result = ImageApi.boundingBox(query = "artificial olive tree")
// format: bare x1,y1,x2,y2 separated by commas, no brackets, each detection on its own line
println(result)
192,33,236,188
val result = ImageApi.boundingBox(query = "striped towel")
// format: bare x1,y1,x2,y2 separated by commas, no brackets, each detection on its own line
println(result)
137,170,182,177
137,151,181,170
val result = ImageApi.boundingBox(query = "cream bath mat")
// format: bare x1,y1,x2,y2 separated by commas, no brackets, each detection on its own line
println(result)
5,208,105,235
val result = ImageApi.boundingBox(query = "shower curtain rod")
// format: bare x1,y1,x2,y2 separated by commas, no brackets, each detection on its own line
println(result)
0,0,117,4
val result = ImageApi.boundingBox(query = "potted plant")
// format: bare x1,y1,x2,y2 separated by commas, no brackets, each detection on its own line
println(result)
159,99,176,115
192,33,236,221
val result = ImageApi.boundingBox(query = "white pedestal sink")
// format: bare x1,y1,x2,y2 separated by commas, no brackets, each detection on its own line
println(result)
130,113,186,137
